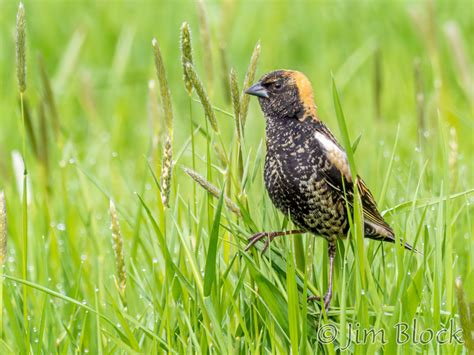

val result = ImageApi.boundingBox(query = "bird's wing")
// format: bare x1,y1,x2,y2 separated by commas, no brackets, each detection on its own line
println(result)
355,177,394,237
312,125,393,237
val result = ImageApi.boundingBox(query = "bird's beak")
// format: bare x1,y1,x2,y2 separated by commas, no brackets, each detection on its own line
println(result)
245,82,269,98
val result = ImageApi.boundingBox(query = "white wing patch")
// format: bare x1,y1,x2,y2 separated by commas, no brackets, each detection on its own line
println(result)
315,131,352,181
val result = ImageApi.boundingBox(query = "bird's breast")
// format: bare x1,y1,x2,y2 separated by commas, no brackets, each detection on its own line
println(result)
264,132,322,211
263,122,348,236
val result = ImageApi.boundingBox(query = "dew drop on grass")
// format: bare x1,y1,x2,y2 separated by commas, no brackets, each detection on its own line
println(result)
146,183,152,190
95,287,99,293
153,258,159,264
361,289,365,295
81,254,87,261
57,223,66,231
68,158,75,165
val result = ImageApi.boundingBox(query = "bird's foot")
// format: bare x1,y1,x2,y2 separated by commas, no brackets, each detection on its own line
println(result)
245,232,276,254
308,290,332,310
245,230,304,254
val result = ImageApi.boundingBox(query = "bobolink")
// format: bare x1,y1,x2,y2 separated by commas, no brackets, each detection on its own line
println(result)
245,70,415,309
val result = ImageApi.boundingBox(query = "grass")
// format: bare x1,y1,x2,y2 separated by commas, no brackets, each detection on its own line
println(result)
0,0,473,353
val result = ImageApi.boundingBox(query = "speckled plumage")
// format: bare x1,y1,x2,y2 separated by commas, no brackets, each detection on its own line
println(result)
253,69,404,243
245,70,415,308
264,116,348,242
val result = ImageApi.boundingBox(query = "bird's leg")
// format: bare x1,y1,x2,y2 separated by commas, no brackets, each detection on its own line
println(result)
308,241,337,310
245,229,304,254
323,241,336,309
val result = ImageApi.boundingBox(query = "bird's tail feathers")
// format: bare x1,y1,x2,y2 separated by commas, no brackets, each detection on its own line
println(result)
364,221,422,255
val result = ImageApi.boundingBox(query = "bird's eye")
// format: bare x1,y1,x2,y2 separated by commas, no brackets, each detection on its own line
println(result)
274,82,282,89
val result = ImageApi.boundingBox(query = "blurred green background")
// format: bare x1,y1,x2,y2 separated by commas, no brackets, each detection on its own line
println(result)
0,0,472,353
1,0,472,163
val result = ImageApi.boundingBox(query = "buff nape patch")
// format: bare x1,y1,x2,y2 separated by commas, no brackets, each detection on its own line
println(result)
286,71,317,117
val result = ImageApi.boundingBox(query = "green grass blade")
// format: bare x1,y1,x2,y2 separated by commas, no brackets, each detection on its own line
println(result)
3,274,169,351
203,190,224,297
286,249,299,354
331,76,357,176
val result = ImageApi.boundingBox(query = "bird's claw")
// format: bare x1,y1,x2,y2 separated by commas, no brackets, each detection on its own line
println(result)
308,291,332,310
245,232,274,254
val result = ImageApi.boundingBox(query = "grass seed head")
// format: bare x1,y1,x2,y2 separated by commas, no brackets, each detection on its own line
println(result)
185,62,219,132
184,167,241,216
152,38,173,133
240,40,261,129
109,200,127,299
160,135,173,208
180,22,194,95
16,2,26,94
230,68,241,140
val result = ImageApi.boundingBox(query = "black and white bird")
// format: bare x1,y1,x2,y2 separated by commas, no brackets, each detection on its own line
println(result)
245,69,415,309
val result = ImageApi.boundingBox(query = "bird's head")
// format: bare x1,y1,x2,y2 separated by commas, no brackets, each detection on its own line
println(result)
245,70,317,120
